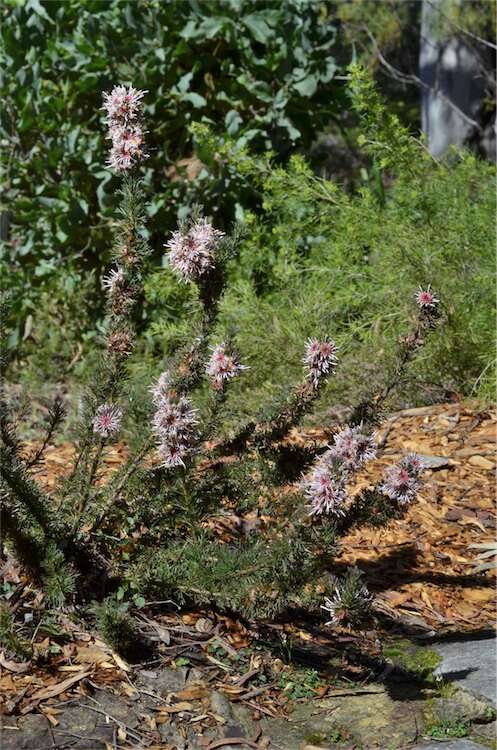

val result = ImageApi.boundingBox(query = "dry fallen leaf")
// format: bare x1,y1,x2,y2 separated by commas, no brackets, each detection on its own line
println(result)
21,669,90,713
159,701,194,713
0,652,31,674
175,686,209,700
75,646,110,665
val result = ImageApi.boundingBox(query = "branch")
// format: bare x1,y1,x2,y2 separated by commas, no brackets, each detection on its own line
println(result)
26,396,65,469
364,27,483,133
425,0,497,52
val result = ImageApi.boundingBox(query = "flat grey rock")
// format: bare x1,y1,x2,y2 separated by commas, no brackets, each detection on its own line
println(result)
418,453,454,470
433,636,496,703
416,741,487,750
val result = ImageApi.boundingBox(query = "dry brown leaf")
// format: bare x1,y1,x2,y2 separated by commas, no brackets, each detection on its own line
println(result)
22,669,90,710
75,646,109,665
0,652,31,674
159,701,194,713
463,589,495,603
175,686,209,700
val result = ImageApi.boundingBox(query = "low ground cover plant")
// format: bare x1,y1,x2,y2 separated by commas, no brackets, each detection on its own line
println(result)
2,76,444,653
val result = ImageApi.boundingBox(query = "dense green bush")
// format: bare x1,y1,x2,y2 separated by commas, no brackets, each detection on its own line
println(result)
2,0,344,348
143,68,495,409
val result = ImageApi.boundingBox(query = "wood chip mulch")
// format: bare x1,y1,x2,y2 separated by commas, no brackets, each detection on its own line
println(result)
1,401,495,727
341,401,496,634
23,400,497,634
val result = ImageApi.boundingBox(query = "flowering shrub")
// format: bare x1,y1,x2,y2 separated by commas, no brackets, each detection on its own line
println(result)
1,84,443,636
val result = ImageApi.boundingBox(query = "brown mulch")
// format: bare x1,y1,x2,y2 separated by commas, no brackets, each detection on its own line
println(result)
1,401,495,726
340,401,495,633
25,400,497,633
290,401,495,634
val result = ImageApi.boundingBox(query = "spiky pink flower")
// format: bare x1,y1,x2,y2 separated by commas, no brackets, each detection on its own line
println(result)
149,371,172,405
402,452,423,475
329,426,377,470
152,396,197,440
92,403,123,438
303,460,347,517
156,440,190,468
321,592,346,626
321,571,373,626
102,267,125,297
303,338,338,388
165,218,224,281
415,285,439,309
102,85,147,171
102,85,146,124
107,124,146,171
380,452,423,504
206,343,247,391
151,383,198,469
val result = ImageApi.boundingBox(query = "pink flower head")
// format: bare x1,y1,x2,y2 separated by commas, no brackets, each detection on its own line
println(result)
157,439,189,469
302,461,347,517
415,285,439,309
321,571,373,626
102,85,147,171
149,370,172,405
380,452,423,504
329,426,377,470
151,385,198,469
152,396,197,440
206,342,247,391
102,85,146,124
165,218,225,282
402,452,423,475
102,267,125,297
107,125,146,171
303,338,338,388
321,592,346,626
92,403,123,438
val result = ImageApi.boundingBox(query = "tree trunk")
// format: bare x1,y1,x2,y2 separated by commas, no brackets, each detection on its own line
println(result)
419,0,494,158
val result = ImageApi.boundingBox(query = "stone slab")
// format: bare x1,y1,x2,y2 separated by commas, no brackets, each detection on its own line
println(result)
433,635,496,703
416,741,488,750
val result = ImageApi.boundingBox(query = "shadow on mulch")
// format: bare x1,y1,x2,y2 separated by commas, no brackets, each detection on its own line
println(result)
333,545,494,590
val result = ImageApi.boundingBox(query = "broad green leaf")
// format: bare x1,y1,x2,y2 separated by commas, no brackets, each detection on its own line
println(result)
176,71,194,93
181,92,206,108
293,74,318,97
242,13,273,44
26,0,53,23
225,109,242,134
277,116,300,141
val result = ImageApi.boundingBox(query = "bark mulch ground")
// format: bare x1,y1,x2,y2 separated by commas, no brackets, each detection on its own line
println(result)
21,399,497,633
1,401,495,733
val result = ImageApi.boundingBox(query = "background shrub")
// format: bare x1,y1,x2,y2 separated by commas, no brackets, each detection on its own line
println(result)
3,4,494,411
2,0,345,350
143,127,495,412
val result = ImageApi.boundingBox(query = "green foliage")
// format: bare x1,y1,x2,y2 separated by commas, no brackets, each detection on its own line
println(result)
94,597,141,659
278,667,324,700
425,715,469,739
41,544,76,608
347,62,420,172
145,127,495,411
383,638,441,678
129,530,323,620
0,603,31,660
165,142,470,428
2,0,344,348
